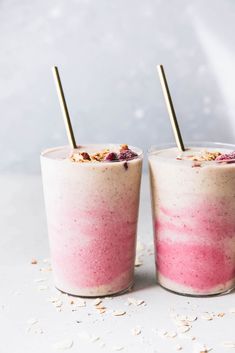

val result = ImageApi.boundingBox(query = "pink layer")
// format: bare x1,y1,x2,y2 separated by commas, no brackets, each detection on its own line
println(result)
157,198,235,241
48,206,138,288
156,239,234,291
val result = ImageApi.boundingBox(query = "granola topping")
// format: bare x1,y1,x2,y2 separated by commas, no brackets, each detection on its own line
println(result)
70,145,138,163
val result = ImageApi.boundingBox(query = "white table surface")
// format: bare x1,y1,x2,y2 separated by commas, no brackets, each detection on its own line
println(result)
1,174,235,353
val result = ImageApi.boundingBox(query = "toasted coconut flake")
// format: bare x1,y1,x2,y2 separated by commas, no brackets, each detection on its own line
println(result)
222,341,235,348
27,318,38,325
112,346,124,351
113,310,126,316
93,298,102,306
175,344,183,351
127,297,145,306
201,313,213,321
131,327,141,336
52,339,74,350
166,331,177,339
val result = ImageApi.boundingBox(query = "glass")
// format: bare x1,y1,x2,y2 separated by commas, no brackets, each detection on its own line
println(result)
148,141,235,296
41,144,143,297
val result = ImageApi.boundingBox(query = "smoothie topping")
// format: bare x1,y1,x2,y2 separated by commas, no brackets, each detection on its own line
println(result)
70,145,138,163
215,151,235,161
178,151,222,162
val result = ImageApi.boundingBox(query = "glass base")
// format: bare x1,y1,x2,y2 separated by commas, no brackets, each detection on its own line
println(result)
159,283,235,298
55,281,134,298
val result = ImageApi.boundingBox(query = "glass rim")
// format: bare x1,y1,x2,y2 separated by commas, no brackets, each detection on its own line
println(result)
148,141,235,164
40,144,143,164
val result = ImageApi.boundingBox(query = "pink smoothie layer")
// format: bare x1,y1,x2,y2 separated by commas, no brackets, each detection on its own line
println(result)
155,200,235,292
49,204,137,289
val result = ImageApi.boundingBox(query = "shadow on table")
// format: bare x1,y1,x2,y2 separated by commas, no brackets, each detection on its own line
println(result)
132,269,158,292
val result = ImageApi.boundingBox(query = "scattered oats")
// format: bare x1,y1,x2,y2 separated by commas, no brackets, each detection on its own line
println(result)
186,315,197,322
95,303,106,310
97,308,106,315
201,313,213,321
112,346,124,351
193,343,212,353
131,327,141,336
93,298,102,306
54,300,63,308
135,257,143,267
177,325,191,334
34,278,47,283
48,297,60,303
175,344,183,351
157,329,168,338
31,259,38,265
91,336,100,343
76,299,86,307
166,331,177,339
179,333,196,340
27,318,38,325
38,285,49,291
217,312,225,318
222,341,235,348
229,308,235,314
113,310,126,316
127,297,145,306
52,339,73,350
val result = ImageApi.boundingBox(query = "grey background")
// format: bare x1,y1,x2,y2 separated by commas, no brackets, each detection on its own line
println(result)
1,0,235,173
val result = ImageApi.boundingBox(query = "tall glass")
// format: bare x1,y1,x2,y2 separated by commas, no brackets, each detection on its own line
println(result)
149,142,235,296
41,144,143,297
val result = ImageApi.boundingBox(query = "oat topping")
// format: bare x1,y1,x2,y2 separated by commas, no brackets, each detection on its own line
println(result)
70,145,138,163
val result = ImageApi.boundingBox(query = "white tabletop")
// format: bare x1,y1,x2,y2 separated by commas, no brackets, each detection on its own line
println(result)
1,174,235,353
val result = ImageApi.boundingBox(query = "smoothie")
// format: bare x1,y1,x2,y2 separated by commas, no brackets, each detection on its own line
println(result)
41,144,143,297
149,143,235,296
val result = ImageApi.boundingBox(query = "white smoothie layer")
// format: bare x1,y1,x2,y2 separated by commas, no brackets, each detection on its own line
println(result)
54,270,134,297
158,273,235,296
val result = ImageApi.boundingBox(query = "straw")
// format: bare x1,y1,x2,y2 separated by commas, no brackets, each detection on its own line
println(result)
52,66,77,149
157,64,185,152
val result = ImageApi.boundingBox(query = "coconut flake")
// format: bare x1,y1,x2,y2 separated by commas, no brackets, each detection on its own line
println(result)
52,339,73,350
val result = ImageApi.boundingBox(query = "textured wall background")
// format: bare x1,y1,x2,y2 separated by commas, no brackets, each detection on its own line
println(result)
1,0,235,172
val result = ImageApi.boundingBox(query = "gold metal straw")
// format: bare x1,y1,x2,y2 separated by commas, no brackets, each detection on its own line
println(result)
52,66,77,149
157,64,185,152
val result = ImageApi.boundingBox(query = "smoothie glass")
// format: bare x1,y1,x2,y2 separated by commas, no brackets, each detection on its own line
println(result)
149,142,235,296
41,144,143,297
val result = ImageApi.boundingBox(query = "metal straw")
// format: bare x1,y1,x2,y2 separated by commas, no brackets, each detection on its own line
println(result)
52,66,77,149
157,64,185,151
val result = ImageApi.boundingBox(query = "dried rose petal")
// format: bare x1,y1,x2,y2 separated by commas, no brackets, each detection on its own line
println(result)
119,149,138,161
81,152,91,160
105,152,119,162
216,151,235,161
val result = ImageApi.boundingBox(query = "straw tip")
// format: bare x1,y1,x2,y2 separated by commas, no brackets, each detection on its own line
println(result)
52,65,58,72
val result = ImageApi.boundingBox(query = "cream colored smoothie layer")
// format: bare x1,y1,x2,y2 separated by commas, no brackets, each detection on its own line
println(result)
54,270,134,297
158,273,235,296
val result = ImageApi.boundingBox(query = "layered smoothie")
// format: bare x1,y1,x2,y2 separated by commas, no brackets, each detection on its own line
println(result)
41,144,143,296
149,143,235,296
